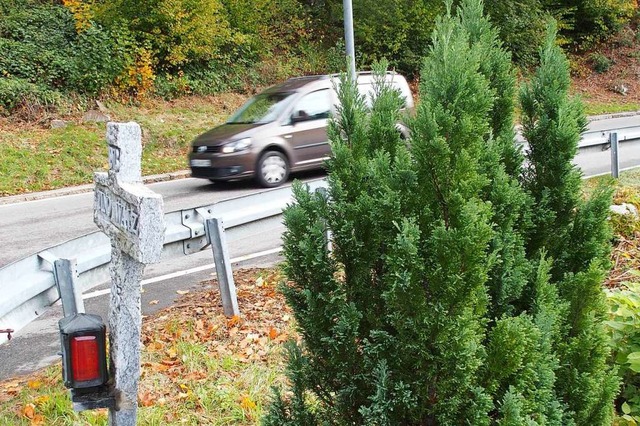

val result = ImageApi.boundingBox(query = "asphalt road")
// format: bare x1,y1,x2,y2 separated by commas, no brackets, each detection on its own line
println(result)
0,171,324,268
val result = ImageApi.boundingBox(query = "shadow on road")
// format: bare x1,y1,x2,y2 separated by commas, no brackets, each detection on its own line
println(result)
199,169,328,192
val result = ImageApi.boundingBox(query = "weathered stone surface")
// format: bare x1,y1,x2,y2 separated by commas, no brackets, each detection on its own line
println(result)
50,119,67,129
610,203,638,217
94,123,164,264
93,122,165,426
106,122,142,183
94,174,164,264
83,110,111,123
108,247,144,426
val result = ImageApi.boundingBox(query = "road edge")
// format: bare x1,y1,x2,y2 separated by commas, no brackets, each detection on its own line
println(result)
0,170,191,206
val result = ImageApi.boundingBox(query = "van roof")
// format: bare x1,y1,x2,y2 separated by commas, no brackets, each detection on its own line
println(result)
263,71,404,93
263,75,326,93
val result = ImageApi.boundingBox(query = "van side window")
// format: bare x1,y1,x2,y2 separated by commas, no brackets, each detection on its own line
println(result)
292,89,331,121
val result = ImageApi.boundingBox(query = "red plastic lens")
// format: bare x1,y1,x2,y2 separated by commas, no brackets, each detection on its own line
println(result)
71,335,100,382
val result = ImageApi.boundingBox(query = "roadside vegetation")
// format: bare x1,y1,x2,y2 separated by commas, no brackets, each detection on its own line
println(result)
1,1,640,424
0,94,248,196
0,269,294,425
0,172,639,424
0,0,639,197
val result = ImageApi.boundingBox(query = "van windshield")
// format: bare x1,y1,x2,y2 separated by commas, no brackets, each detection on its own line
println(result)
227,92,295,124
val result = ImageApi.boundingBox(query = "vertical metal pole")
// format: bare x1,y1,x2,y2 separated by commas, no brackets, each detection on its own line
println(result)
343,0,356,80
611,132,619,178
205,218,240,317
53,258,85,317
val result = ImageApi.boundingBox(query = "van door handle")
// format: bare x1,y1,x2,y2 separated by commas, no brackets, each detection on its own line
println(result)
284,135,292,139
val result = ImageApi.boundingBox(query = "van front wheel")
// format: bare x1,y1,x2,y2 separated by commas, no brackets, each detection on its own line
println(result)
257,151,289,188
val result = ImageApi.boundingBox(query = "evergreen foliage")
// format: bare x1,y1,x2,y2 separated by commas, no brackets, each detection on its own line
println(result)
483,0,549,66
519,20,619,425
266,1,618,424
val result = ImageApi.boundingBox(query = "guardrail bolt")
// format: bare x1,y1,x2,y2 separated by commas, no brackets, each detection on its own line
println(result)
0,329,14,340
184,214,190,220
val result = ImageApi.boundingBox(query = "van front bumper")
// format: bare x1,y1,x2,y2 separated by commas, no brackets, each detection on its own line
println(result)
189,153,255,180
190,164,251,180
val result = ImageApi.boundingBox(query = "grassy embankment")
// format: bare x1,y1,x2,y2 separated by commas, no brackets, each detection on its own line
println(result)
0,94,248,196
0,89,638,197
0,269,292,426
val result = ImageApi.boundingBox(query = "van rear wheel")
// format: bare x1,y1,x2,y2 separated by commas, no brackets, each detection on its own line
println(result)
257,151,289,188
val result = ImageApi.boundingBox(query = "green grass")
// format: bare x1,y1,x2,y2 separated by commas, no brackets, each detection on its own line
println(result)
0,94,248,196
583,101,640,116
0,355,283,426
0,367,107,425
585,168,640,239
586,168,640,190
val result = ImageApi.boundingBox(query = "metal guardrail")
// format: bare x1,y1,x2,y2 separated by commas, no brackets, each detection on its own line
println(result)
515,124,640,147
0,178,327,345
1,124,640,346
579,125,640,148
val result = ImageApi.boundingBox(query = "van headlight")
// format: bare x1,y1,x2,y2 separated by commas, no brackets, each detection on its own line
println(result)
222,138,252,153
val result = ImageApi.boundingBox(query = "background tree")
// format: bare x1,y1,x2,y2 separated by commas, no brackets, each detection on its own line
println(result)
542,0,637,49
483,0,549,66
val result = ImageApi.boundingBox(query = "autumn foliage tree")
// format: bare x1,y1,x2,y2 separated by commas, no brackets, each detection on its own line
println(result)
264,0,617,424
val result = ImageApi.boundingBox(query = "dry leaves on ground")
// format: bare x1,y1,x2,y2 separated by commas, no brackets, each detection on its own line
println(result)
136,268,294,418
607,232,640,288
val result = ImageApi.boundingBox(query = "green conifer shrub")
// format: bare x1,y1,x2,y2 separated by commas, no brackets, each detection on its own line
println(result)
521,22,619,425
265,1,617,424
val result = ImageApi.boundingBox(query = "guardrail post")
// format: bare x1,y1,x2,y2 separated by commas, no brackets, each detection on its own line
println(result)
205,218,240,317
53,258,85,317
611,132,620,178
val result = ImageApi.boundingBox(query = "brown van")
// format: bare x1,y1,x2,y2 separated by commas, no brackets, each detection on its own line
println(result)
189,72,413,187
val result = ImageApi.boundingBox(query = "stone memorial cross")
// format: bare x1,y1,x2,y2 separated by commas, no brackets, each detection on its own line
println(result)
94,122,164,426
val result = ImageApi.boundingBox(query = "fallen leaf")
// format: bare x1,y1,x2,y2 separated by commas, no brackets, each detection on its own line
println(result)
27,380,42,390
23,403,35,419
30,414,44,426
139,391,155,407
241,395,257,411
148,341,163,351
149,300,159,305
150,362,171,372
176,290,189,295
227,315,241,328
269,327,278,340
34,395,50,405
